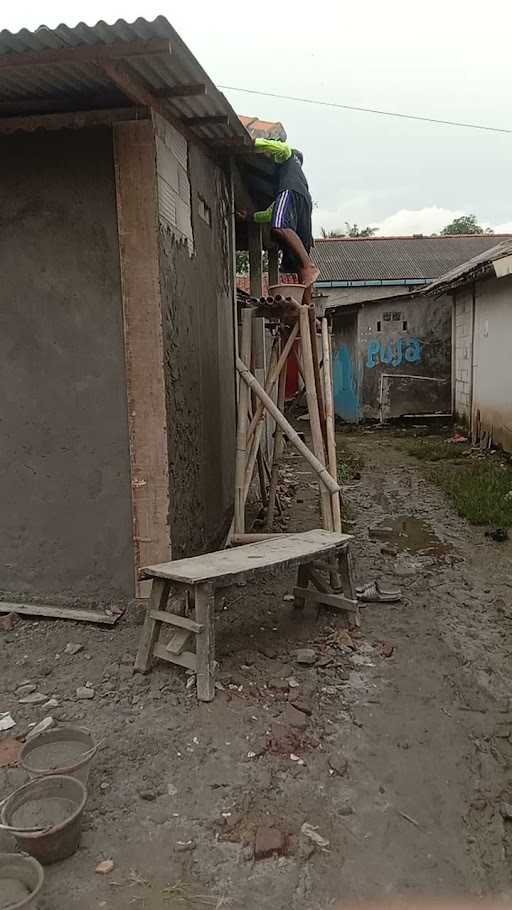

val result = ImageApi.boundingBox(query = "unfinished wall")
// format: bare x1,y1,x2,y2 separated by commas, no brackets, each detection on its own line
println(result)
472,276,512,451
453,285,474,425
155,117,235,557
358,294,451,420
0,127,134,603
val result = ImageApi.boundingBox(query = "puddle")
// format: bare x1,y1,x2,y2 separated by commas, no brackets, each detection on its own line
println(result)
369,515,451,557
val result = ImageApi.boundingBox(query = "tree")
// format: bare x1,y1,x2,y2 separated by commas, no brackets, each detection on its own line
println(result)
440,214,491,236
320,223,377,239
345,222,377,238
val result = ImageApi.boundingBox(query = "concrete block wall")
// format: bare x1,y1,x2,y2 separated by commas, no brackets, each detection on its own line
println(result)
454,287,473,424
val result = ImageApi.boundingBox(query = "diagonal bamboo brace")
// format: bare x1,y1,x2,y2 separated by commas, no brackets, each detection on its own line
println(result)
236,356,341,496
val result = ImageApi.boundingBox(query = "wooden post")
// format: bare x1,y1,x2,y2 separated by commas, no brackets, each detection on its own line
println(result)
322,319,342,532
299,306,333,530
195,583,215,701
134,578,170,672
243,339,278,504
248,222,263,297
265,350,287,531
308,306,327,452
236,356,340,496
268,245,279,286
234,309,253,533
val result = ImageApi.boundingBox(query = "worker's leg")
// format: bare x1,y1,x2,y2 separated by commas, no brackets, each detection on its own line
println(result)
272,191,319,287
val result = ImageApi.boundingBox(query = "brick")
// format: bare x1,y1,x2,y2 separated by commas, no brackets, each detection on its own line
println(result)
254,826,286,860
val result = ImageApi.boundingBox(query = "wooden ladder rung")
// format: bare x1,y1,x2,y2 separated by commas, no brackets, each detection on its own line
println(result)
153,642,197,671
150,609,204,634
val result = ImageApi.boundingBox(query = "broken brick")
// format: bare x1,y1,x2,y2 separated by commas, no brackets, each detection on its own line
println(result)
254,826,286,860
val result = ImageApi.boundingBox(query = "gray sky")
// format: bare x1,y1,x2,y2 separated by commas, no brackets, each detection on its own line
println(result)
5,0,512,236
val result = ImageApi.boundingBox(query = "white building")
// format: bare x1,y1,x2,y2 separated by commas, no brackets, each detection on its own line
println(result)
424,239,512,452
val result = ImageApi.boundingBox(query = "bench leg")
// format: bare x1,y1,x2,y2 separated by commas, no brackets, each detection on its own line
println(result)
294,564,310,610
195,583,215,701
338,545,360,627
134,578,170,673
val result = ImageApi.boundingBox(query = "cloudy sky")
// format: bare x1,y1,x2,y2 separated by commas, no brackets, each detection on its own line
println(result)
4,0,512,237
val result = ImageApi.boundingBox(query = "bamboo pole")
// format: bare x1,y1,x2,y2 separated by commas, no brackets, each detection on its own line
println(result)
247,322,299,444
308,306,327,454
244,340,278,503
265,348,287,531
322,318,342,533
299,306,333,530
236,355,340,496
234,309,253,534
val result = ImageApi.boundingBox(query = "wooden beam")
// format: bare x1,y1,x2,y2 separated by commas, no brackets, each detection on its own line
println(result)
157,83,207,98
0,38,172,71
0,600,120,625
293,586,357,612
183,114,229,126
150,610,203,634
102,60,170,120
0,106,148,135
0,93,123,114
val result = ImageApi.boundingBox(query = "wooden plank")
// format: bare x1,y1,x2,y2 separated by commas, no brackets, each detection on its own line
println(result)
143,530,351,586
293,586,357,612
0,38,172,71
195,583,215,701
0,106,148,135
153,643,197,671
309,306,327,449
265,349,287,530
103,61,171,122
231,533,284,544
166,628,192,655
113,120,171,592
134,579,170,673
0,601,120,625
150,610,203,634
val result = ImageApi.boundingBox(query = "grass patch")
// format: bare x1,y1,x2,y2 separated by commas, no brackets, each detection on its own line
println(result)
337,448,364,483
406,438,467,462
427,459,512,527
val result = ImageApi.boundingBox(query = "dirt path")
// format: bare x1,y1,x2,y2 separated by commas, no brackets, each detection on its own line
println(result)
2,430,512,908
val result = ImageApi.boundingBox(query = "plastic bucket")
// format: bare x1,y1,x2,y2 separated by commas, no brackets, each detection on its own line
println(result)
0,853,44,909
0,775,87,865
19,726,97,785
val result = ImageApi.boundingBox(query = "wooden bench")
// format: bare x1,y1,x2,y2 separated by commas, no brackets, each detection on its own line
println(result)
134,530,357,701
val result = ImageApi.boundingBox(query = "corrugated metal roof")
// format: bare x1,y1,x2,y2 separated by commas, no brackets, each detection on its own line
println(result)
423,238,512,295
0,16,251,145
312,235,512,282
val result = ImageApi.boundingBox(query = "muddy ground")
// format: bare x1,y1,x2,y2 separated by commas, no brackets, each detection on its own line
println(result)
2,429,512,909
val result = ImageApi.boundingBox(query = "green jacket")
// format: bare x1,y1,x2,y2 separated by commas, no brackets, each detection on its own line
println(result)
252,138,293,222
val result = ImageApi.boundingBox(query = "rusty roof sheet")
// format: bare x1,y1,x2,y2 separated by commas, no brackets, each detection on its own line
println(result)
422,238,512,295
312,234,512,282
239,115,287,140
0,16,252,145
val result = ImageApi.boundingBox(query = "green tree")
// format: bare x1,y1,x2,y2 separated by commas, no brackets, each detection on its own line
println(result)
320,223,377,239
440,214,491,235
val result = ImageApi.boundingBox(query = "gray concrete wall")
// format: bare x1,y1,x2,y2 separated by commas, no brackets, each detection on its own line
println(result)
159,141,235,558
0,127,134,604
453,285,474,425
358,294,452,420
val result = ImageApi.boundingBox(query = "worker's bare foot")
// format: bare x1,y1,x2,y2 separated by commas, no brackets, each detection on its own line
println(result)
300,264,320,287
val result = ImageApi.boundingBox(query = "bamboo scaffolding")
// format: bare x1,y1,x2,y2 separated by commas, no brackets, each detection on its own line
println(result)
298,306,333,530
234,309,252,534
265,342,288,531
322,319,342,532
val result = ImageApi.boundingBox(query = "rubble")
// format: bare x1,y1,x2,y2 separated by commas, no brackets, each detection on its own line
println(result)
295,649,317,665
76,686,95,700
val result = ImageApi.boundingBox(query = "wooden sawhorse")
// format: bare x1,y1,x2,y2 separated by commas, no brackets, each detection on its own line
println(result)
134,529,357,701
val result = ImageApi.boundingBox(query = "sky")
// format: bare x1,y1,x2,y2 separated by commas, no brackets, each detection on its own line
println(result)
4,0,512,237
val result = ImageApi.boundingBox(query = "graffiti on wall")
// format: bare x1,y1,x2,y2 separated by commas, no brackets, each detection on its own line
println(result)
367,336,422,369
